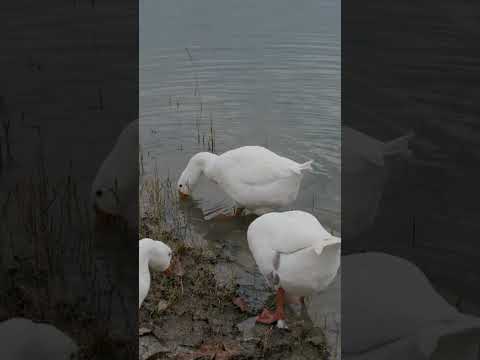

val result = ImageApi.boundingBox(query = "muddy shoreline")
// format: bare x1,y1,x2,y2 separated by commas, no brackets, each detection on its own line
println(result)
139,212,332,360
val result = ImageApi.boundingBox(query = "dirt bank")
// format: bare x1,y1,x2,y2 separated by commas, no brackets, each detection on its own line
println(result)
139,215,331,360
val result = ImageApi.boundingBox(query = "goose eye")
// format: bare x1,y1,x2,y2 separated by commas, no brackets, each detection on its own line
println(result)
96,190,103,197
179,184,183,188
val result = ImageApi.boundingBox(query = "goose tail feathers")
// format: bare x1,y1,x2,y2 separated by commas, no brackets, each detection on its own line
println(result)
314,236,341,255
298,160,314,172
384,132,414,157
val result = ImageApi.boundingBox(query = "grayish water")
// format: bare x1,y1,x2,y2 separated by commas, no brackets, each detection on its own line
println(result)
140,0,340,356
140,0,340,227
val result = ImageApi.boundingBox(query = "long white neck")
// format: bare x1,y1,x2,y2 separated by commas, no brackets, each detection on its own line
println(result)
191,152,218,175
179,152,218,190
140,239,169,271
139,246,152,275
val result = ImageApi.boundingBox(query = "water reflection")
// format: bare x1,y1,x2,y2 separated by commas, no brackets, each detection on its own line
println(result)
342,253,480,360
141,0,340,356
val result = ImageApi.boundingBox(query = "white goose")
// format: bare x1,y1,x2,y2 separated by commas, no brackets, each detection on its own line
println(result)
139,238,173,309
0,318,78,359
91,119,138,228
177,146,314,216
343,252,480,360
247,210,341,328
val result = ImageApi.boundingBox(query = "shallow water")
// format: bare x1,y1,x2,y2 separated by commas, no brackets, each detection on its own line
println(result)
140,0,340,355
140,0,340,228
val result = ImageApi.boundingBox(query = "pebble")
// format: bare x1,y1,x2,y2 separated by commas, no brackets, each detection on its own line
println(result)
139,335,169,360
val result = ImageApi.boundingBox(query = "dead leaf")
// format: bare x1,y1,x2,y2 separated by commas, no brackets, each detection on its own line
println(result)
232,297,248,312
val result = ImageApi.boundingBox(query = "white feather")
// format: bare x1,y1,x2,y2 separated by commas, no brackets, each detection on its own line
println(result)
0,318,78,359
343,253,480,360
139,238,172,308
247,210,340,297
91,119,138,227
177,146,314,215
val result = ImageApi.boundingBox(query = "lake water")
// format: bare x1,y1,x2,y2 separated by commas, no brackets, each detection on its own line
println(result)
140,0,340,228
140,0,340,356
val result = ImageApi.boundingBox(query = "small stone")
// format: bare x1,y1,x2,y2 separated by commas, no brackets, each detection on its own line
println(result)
237,342,257,358
139,335,169,360
307,335,325,347
237,317,258,341
192,306,209,320
268,328,293,351
209,317,234,335
174,301,189,316
202,249,217,261
156,299,169,313
180,321,206,347
139,327,152,336
214,262,235,288
276,319,288,330
153,315,190,341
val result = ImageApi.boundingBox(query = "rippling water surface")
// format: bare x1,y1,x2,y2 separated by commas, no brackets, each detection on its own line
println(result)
140,0,340,228
140,0,340,355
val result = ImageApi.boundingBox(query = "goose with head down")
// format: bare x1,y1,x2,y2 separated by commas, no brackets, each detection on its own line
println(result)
177,146,314,217
343,252,480,360
139,238,177,309
0,318,78,359
247,210,341,328
91,119,138,229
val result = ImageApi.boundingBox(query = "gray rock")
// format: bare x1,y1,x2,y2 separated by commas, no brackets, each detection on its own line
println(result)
180,321,207,347
139,327,152,336
237,316,259,341
139,335,169,360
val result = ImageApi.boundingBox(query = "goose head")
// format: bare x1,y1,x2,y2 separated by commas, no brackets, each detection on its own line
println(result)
91,184,124,227
90,119,138,229
177,152,216,199
142,238,173,272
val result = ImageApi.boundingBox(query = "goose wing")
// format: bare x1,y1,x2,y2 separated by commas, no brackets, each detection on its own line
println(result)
249,211,333,256
213,146,304,187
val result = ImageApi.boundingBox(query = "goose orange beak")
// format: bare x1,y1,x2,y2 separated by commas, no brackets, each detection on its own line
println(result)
163,256,184,277
163,263,174,277
178,190,189,200
93,203,127,229
94,203,115,226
